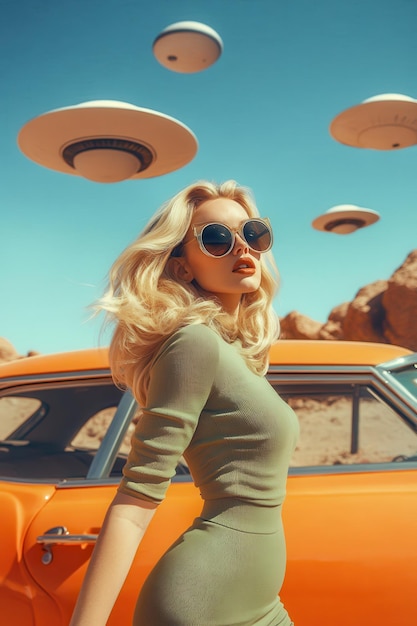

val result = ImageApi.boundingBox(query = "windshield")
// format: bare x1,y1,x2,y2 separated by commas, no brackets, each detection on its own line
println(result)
389,363,417,397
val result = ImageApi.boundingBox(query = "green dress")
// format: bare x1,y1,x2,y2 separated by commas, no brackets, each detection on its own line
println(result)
118,324,299,625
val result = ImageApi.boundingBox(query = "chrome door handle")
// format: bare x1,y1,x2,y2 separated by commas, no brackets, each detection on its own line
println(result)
37,526,98,565
37,533,99,545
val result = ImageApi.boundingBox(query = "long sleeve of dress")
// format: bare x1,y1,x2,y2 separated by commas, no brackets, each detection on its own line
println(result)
118,324,219,503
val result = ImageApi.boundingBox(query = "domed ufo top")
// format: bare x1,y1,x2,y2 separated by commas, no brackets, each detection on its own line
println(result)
153,21,223,73
329,93,417,150
17,100,198,183
312,204,380,234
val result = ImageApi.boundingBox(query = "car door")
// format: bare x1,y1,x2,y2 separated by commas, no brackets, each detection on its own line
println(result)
282,467,417,626
22,479,201,625
0,481,57,626
18,388,201,626
0,375,126,626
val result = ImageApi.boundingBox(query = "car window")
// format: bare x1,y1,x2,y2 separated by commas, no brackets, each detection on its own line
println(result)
279,386,417,467
0,381,190,482
358,391,417,463
0,380,124,481
4,375,415,481
0,396,42,438
286,393,354,466
72,407,117,451
389,363,417,394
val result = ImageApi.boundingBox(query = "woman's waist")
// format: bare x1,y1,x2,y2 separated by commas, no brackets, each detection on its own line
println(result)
200,497,283,534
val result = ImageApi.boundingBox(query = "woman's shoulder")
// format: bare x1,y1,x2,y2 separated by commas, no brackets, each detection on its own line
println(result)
154,324,221,365
167,323,221,352
174,323,219,341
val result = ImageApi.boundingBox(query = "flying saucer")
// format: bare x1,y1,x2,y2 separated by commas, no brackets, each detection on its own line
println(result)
153,21,223,73
17,100,198,183
330,93,417,150
312,205,380,234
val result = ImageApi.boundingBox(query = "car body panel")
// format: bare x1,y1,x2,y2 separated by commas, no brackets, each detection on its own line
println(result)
283,469,417,625
0,482,59,625
23,482,202,625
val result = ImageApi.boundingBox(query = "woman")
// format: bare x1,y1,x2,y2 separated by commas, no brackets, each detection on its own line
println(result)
70,180,298,626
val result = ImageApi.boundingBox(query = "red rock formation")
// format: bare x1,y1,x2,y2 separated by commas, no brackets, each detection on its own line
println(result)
279,311,321,340
280,249,417,351
383,250,417,351
0,338,21,363
342,280,387,343
0,338,39,363
318,303,348,340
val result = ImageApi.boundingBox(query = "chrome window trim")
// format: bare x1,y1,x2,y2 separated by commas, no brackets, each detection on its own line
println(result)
267,364,374,376
0,369,111,390
378,353,417,370
288,461,417,476
54,472,194,489
0,375,114,397
375,357,417,417
86,390,137,479
3,459,417,489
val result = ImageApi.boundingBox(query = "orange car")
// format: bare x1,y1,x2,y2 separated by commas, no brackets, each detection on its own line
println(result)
1,340,417,626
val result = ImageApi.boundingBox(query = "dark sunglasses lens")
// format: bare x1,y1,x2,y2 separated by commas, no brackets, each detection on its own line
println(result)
243,220,272,252
201,224,232,256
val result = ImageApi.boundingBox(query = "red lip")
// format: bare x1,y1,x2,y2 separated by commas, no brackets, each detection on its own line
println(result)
232,257,256,272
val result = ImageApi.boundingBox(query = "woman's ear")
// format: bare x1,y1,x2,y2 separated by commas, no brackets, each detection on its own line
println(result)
166,257,194,282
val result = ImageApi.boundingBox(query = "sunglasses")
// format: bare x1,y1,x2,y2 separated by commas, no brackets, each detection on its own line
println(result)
184,218,273,258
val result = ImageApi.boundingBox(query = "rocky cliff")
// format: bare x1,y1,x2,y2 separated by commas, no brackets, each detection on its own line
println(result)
280,249,417,351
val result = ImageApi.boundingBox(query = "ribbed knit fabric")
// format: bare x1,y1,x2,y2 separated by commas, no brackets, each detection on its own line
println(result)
118,324,299,625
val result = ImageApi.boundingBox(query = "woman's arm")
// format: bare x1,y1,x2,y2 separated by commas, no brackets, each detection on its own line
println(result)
70,326,217,624
69,492,158,626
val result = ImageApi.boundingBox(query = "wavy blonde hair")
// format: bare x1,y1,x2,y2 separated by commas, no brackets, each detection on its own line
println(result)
98,180,280,405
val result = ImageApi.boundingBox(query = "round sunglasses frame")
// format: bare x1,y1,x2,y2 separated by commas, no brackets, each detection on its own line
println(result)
186,218,273,258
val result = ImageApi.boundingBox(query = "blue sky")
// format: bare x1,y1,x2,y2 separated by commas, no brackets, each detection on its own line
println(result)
2,0,417,355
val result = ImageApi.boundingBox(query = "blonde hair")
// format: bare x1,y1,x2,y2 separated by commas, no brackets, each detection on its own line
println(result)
98,180,280,405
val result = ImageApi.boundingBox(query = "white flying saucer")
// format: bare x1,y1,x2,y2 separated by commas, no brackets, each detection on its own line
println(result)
330,93,417,150
153,21,223,73
312,204,380,234
17,100,198,183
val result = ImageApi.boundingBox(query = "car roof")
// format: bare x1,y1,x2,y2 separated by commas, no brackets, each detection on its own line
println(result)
268,340,412,365
0,340,412,379
0,347,109,377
